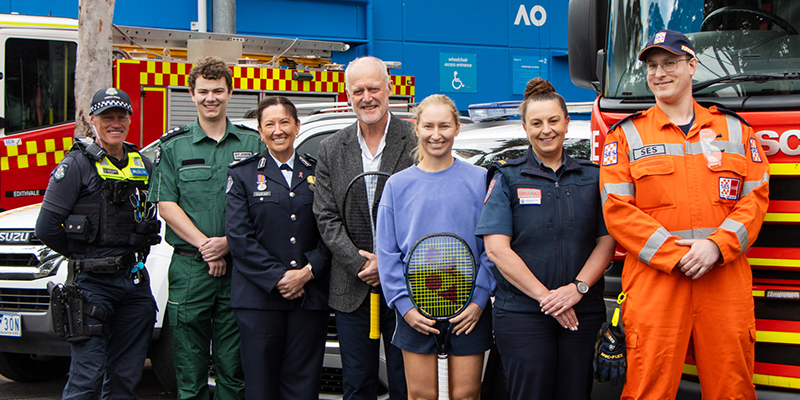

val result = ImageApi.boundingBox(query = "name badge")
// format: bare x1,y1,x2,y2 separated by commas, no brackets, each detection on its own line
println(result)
253,191,271,197
632,144,666,160
233,151,253,161
517,188,541,205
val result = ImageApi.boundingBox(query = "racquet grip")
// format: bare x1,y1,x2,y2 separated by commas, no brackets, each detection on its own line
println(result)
369,289,380,339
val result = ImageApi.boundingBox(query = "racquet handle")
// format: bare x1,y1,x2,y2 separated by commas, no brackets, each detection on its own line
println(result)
369,287,380,340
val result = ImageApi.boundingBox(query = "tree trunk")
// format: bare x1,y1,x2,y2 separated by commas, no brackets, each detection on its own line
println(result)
74,0,115,138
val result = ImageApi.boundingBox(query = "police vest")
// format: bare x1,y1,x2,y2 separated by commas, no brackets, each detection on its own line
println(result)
71,151,152,248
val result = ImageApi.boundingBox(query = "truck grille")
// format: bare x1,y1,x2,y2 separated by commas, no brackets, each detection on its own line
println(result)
0,253,40,267
0,288,50,312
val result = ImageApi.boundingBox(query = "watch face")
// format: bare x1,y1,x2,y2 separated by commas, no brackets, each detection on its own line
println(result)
577,281,589,294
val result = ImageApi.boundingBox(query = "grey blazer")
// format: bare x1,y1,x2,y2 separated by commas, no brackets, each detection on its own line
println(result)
313,114,415,313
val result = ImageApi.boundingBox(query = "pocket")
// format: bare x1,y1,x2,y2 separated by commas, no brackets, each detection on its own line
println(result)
711,155,748,205
630,157,676,211
178,166,213,211
626,328,639,349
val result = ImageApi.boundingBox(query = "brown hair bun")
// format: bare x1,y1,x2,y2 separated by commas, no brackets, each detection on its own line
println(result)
524,77,556,99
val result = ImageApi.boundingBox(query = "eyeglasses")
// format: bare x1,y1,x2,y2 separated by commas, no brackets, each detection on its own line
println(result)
644,58,691,75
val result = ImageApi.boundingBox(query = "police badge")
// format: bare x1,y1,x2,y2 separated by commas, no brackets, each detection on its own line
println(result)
54,163,68,182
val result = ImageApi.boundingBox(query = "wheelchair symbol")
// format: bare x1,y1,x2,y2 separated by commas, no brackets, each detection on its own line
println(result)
452,71,465,90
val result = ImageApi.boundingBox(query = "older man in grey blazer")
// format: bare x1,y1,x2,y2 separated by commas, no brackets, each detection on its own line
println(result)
313,56,413,400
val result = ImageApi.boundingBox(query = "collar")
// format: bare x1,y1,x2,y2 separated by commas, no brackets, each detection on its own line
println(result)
269,150,296,170
191,118,239,144
356,113,391,157
521,146,582,179
651,100,714,138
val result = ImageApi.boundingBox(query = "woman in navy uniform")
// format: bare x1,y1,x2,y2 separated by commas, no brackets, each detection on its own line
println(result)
475,78,616,399
225,96,331,400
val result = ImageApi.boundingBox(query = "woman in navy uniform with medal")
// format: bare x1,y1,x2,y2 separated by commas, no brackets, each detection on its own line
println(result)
225,96,331,400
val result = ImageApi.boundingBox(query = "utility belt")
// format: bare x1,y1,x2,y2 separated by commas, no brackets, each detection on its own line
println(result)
69,254,136,274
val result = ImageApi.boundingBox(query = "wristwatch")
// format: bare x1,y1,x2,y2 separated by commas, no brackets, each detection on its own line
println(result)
573,279,589,294
305,264,315,279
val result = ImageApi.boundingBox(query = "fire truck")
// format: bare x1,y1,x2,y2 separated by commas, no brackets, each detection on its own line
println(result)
0,13,415,211
569,0,800,396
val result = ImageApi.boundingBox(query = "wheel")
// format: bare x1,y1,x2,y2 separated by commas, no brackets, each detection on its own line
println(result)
0,352,70,382
148,316,177,393
701,6,798,34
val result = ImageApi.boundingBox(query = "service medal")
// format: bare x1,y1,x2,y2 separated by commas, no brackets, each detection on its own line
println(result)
257,174,267,191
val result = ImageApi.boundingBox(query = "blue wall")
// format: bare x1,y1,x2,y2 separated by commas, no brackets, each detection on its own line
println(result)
9,0,597,109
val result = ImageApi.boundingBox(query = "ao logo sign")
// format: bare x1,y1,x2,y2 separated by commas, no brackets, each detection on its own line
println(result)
759,129,800,156
514,4,547,27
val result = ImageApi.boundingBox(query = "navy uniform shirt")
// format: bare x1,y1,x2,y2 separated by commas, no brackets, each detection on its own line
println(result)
475,147,608,314
225,150,331,310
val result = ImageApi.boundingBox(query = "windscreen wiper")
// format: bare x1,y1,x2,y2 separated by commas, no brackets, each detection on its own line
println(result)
693,72,800,92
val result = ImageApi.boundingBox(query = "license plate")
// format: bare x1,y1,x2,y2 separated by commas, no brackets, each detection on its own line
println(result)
0,313,21,337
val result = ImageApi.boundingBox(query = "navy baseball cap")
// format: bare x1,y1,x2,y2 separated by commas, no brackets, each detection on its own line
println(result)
638,29,696,61
90,87,133,116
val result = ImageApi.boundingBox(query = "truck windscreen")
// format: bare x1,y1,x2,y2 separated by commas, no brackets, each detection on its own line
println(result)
605,0,800,99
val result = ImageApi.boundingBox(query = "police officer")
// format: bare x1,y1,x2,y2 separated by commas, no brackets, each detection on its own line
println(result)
35,87,158,400
225,96,330,400
148,56,261,400
475,78,616,400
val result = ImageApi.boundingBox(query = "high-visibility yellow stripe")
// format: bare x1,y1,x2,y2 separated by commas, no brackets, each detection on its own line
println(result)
17,155,28,169
45,139,55,152
757,330,800,345
753,290,765,298
754,373,800,389
36,153,47,166
770,163,800,176
748,257,800,268
1,158,8,171
26,141,37,154
6,146,18,157
764,213,800,222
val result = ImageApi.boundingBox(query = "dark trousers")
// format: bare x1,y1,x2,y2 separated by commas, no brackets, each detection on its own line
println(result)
62,269,156,400
234,307,329,400
493,308,605,400
335,294,407,400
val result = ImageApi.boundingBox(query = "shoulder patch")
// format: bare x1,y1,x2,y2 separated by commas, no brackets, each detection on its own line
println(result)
53,163,69,182
602,142,619,166
484,178,497,204
608,112,643,133
229,152,262,168
715,107,752,127
159,126,189,142
226,175,234,193
234,123,258,133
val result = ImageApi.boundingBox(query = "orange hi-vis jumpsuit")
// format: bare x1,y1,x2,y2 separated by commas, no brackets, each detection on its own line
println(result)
599,101,769,400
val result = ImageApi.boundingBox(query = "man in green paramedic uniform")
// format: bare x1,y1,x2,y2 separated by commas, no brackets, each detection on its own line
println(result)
148,56,262,400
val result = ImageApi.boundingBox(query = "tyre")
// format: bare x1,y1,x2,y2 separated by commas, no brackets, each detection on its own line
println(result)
148,316,177,393
0,352,70,382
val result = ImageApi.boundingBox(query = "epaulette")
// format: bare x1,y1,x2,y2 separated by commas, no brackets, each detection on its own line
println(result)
235,123,258,133
485,158,523,187
714,107,752,127
608,112,642,133
577,159,600,168
72,136,106,161
159,126,189,142
299,153,317,167
229,152,262,169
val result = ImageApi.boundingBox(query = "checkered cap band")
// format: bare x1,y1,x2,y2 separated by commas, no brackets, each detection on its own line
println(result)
90,99,133,115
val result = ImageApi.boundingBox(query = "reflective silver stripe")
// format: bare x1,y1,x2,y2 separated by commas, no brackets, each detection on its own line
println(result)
669,228,716,240
726,115,742,143
685,141,745,157
741,172,769,199
640,227,671,264
601,182,635,204
720,218,749,253
620,120,643,150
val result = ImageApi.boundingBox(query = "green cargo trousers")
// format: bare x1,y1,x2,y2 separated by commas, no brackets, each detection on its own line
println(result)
167,252,244,400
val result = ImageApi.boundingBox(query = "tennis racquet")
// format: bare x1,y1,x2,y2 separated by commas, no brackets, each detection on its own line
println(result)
405,232,477,357
342,171,391,340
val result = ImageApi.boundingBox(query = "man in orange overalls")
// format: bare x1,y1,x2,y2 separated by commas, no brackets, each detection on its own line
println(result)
599,30,769,399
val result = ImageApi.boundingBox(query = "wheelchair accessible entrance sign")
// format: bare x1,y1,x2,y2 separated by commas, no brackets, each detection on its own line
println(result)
440,53,477,93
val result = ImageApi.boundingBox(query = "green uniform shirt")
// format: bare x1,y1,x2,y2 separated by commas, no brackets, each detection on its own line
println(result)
148,118,262,247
